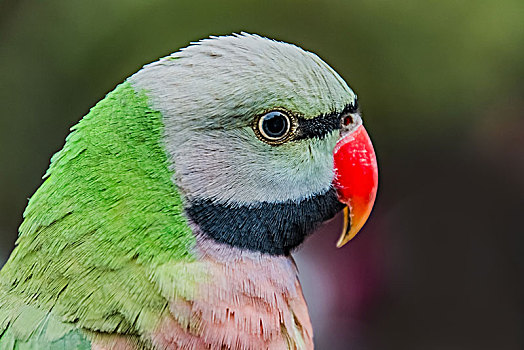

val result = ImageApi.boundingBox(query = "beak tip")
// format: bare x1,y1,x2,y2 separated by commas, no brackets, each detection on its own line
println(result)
335,206,353,248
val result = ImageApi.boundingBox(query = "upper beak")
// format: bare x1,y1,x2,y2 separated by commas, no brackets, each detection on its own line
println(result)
333,124,378,247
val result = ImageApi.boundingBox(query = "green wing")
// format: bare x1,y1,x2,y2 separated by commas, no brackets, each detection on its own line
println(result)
0,294,91,350
0,82,197,340
0,325,90,350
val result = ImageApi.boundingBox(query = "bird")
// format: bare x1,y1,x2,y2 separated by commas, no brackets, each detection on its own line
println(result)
0,33,378,349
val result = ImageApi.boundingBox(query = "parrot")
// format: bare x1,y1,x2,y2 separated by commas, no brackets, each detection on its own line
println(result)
0,33,378,349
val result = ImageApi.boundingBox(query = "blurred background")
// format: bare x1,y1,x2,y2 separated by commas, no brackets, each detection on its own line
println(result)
0,0,522,348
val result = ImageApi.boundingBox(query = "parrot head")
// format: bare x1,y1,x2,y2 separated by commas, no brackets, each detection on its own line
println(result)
130,33,378,255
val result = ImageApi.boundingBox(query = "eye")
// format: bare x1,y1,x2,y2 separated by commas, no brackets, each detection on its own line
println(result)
255,110,293,144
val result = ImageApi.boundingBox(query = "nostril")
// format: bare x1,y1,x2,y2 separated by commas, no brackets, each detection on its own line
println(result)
343,115,353,126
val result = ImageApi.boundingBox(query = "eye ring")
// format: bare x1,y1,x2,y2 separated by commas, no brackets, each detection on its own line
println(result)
253,109,297,145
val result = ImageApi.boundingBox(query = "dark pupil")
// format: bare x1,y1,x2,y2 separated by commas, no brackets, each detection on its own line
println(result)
262,112,288,138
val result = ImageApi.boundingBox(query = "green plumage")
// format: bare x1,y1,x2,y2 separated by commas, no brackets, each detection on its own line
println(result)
0,295,91,350
0,82,196,347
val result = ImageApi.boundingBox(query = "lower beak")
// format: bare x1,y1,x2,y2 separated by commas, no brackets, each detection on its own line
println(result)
333,125,378,247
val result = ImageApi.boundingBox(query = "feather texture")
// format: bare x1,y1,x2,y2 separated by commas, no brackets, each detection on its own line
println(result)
0,82,196,346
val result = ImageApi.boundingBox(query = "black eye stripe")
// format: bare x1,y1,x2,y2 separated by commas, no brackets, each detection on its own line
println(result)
296,113,342,140
295,100,358,141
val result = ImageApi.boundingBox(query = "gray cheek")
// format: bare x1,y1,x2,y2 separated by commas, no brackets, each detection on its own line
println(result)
168,128,336,204
127,54,348,205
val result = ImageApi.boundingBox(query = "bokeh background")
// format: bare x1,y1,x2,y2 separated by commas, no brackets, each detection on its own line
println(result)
1,0,522,349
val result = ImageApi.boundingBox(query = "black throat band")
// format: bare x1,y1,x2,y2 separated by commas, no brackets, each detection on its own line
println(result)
185,187,344,255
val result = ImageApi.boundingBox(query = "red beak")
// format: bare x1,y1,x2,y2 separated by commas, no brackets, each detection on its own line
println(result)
333,125,378,247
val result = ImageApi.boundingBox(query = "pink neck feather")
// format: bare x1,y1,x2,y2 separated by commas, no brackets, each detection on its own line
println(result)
151,236,314,350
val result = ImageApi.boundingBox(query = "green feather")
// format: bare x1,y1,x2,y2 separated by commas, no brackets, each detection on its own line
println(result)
0,290,91,349
0,82,197,343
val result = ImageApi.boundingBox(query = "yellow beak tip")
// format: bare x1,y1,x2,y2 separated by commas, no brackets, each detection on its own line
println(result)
335,206,368,248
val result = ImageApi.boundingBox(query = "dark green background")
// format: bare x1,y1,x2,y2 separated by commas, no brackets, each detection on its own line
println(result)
1,0,522,349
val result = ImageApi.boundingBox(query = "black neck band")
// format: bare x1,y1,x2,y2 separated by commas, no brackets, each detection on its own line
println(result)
185,187,344,255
